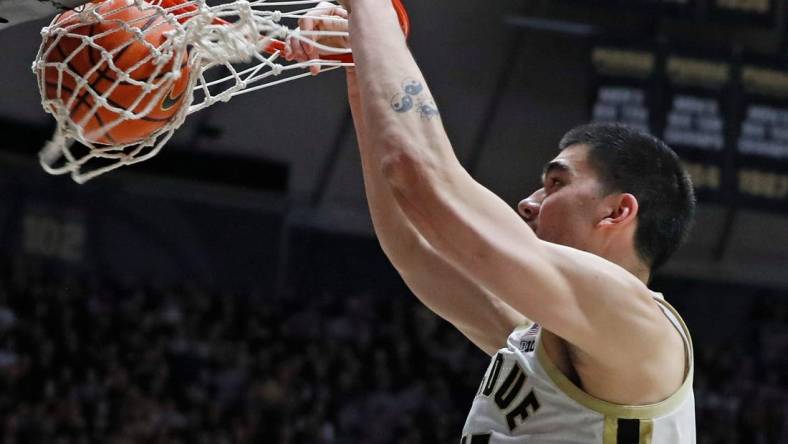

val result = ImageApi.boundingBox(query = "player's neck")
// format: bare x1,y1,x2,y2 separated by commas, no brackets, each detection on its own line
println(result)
599,246,651,285
593,229,650,285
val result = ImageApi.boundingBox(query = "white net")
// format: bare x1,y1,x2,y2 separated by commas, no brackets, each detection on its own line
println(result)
32,0,359,183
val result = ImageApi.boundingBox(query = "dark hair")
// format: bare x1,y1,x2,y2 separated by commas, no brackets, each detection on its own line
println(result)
558,122,695,270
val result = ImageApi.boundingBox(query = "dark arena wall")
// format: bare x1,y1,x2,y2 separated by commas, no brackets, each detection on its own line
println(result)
0,0,786,442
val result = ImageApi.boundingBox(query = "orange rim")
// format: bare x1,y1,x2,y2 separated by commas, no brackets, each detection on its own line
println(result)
264,0,410,62
150,0,410,63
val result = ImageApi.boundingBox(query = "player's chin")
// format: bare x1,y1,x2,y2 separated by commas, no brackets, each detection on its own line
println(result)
532,227,557,244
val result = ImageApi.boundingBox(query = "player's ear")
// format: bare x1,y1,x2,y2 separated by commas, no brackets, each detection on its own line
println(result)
598,193,638,228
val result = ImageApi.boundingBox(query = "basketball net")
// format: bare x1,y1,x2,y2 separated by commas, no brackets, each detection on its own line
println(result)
33,0,408,183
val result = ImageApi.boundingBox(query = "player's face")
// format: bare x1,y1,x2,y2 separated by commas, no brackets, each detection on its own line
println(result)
517,144,608,251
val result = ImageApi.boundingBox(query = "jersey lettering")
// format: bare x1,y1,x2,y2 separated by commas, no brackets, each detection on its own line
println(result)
505,389,541,430
475,353,542,432
494,363,526,409
464,302,693,442
519,339,535,352
481,354,504,396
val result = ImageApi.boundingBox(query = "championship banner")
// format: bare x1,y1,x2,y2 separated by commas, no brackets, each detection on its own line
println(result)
735,62,788,211
0,158,285,290
562,0,696,17
559,0,779,26
705,0,778,27
661,52,733,202
590,44,659,134
628,0,696,16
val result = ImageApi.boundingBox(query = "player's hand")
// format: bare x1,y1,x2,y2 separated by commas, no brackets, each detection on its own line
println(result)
284,1,349,75
333,0,397,14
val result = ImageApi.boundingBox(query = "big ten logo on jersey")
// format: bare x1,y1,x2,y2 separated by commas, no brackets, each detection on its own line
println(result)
474,353,541,432
518,323,540,353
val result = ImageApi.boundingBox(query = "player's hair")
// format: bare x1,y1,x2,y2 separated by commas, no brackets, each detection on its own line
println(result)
558,123,696,271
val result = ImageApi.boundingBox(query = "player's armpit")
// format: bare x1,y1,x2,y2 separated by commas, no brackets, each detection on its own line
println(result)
396,238,530,356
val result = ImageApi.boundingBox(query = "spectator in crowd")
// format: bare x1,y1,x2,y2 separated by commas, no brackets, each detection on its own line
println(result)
0,258,785,443
0,259,484,443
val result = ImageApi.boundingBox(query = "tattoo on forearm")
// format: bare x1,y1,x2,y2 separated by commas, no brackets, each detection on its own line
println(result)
402,78,423,95
416,100,439,119
390,78,440,120
391,92,413,112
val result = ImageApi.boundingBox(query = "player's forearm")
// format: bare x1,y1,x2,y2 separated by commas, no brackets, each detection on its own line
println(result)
348,1,462,179
347,1,487,266
346,68,427,264
343,5,461,271
346,3,510,271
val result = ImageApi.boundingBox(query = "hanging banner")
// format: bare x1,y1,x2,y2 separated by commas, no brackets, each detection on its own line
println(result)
562,0,696,17
661,51,733,202
706,0,777,27
590,43,659,134
735,62,788,211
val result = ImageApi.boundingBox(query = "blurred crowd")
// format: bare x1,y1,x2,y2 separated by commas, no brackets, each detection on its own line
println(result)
0,258,785,443
694,296,788,444
0,259,484,443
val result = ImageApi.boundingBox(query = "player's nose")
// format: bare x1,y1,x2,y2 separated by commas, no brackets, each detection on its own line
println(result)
518,196,541,223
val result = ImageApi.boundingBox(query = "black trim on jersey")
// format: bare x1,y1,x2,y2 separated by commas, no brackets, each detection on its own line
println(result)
481,354,503,396
617,418,640,444
460,433,491,444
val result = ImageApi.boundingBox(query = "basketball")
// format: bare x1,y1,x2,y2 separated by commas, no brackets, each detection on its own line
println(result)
42,0,190,146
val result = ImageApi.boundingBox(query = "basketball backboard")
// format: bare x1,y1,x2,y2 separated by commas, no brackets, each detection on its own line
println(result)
0,0,91,30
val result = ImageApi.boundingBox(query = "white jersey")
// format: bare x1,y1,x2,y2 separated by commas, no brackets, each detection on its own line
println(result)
461,295,695,444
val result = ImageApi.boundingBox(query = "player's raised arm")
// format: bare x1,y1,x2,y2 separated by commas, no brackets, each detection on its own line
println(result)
346,67,529,355
344,0,687,366
287,3,528,355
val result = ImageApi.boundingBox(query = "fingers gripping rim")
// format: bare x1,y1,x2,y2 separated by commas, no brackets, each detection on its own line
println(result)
125,0,410,62
264,0,410,62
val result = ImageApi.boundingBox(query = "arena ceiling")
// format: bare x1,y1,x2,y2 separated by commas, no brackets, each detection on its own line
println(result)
0,0,786,288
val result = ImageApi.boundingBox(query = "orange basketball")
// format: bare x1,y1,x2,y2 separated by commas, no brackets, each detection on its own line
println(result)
42,0,190,146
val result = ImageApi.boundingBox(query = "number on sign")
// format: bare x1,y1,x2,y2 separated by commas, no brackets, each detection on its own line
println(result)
716,0,770,13
738,169,788,199
23,214,86,262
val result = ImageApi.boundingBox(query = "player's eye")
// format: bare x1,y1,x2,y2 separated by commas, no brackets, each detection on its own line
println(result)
545,176,563,190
